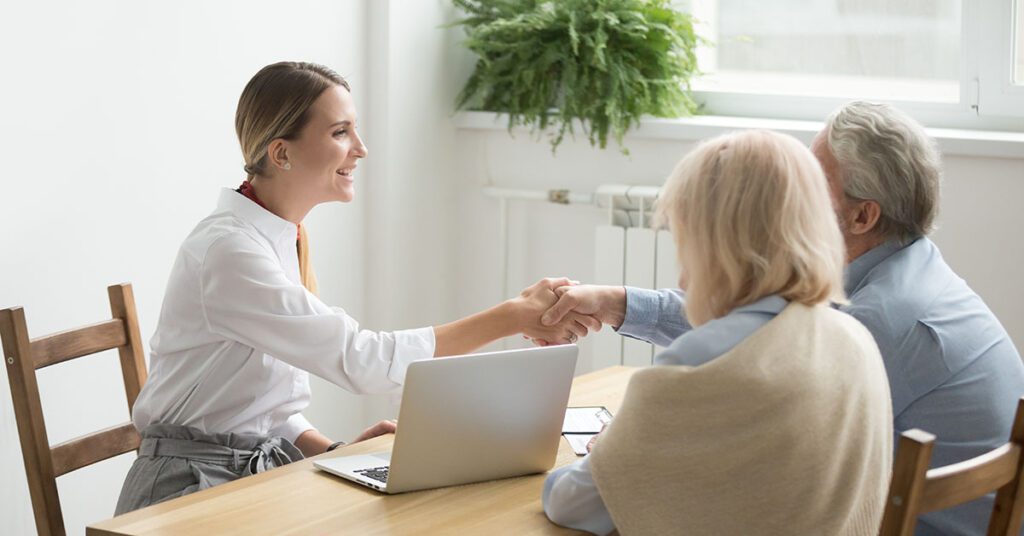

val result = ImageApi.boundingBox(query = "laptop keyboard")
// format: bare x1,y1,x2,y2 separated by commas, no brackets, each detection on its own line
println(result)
355,466,389,484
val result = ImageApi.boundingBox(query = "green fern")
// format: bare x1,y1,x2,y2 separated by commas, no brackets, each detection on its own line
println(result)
452,0,701,153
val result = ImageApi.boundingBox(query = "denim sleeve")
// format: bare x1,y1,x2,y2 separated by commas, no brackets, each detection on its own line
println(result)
616,287,692,347
542,456,616,535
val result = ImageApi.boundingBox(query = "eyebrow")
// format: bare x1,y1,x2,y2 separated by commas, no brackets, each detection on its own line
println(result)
329,120,353,128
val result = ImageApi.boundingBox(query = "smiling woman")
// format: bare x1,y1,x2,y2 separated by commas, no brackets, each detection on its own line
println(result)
112,61,602,515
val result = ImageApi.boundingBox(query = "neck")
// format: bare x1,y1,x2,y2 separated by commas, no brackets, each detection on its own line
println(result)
247,176,313,225
845,233,887,263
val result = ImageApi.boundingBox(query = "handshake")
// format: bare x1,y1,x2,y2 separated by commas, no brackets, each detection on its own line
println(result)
511,278,628,347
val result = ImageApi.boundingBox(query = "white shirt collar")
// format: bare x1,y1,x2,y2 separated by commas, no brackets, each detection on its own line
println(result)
216,187,297,248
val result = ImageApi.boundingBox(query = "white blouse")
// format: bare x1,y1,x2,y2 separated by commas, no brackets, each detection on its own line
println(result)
132,189,435,443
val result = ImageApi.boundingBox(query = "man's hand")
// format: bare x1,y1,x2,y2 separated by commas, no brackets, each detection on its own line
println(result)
513,278,602,345
533,285,627,346
352,419,397,443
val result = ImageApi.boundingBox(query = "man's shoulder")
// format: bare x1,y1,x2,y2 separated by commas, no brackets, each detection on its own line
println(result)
848,239,956,324
850,238,1019,377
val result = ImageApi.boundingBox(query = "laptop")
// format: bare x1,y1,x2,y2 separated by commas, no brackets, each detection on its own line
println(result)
314,345,578,494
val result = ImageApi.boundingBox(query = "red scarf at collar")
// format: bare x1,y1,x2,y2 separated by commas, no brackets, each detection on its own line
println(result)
237,181,301,240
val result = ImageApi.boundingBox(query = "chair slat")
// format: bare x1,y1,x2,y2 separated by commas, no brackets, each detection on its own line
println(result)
921,444,1020,513
30,319,127,369
50,423,141,478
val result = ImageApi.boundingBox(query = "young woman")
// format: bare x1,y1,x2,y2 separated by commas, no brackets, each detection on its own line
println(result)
542,130,894,535
115,62,595,514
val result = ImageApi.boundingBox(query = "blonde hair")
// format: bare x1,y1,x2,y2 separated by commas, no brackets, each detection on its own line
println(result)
235,61,346,293
825,101,941,242
235,61,349,177
655,130,847,326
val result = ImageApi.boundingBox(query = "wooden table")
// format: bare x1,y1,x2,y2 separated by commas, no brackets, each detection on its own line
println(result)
87,366,637,535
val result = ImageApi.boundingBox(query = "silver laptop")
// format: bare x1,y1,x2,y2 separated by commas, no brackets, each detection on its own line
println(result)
314,345,578,494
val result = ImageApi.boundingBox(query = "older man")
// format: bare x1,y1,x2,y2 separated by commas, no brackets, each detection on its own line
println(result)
542,102,1024,535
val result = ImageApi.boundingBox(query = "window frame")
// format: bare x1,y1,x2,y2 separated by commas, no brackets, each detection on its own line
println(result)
976,0,1024,118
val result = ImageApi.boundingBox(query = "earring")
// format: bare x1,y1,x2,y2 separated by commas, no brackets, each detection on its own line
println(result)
283,162,292,171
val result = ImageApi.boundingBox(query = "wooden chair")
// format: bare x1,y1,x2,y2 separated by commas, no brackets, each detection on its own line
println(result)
0,283,148,536
879,397,1024,535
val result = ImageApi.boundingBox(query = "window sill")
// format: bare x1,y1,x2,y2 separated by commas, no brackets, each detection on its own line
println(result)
453,111,1024,160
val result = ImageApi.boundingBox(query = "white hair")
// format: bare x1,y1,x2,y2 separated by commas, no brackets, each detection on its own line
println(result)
655,130,847,326
824,101,942,242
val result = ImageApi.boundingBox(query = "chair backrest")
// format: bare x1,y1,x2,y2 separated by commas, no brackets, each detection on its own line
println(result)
0,283,148,536
879,397,1024,536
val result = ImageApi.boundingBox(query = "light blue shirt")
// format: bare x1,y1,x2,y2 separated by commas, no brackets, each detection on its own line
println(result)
541,295,788,535
618,237,1024,535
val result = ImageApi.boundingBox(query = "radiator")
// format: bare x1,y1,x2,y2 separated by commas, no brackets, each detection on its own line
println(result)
592,226,679,369
589,185,680,369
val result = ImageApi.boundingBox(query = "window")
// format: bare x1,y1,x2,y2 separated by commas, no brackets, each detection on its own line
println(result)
691,0,960,103
677,0,1024,128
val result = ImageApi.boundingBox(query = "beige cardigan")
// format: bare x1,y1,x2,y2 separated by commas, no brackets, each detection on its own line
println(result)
590,303,893,535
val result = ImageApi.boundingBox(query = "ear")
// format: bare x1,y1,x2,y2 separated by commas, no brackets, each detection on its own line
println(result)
847,199,882,236
266,139,290,171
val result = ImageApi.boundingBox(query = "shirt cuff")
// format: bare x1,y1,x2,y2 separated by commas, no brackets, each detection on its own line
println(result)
387,326,436,385
617,286,663,341
271,412,315,444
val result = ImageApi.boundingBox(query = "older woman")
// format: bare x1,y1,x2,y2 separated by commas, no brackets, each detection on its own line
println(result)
115,61,595,515
542,130,893,535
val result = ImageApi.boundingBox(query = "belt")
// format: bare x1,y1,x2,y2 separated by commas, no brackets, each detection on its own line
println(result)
138,436,299,475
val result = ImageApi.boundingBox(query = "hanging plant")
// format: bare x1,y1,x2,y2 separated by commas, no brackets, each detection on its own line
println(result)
452,0,701,153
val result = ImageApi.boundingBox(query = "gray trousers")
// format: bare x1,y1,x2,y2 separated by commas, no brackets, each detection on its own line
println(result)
115,423,304,515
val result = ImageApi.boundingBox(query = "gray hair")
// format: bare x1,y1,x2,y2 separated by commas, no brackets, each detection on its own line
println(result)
824,101,942,242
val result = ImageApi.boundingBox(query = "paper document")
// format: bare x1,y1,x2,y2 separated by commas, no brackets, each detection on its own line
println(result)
562,406,613,455
562,406,613,434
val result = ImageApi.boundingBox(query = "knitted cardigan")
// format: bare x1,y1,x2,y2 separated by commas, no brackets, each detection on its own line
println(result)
590,303,893,535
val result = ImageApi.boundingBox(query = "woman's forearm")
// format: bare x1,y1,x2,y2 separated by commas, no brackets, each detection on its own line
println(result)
432,278,589,357
294,429,334,457
433,300,519,357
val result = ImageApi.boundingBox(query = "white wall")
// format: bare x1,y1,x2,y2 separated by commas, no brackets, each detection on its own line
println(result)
0,1,370,534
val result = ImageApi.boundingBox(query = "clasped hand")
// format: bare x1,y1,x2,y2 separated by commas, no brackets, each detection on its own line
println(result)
518,282,627,346
511,278,602,345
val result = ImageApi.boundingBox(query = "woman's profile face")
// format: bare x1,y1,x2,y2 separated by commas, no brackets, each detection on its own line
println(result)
286,84,368,203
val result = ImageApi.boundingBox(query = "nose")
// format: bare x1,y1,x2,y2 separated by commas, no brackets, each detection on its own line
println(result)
353,130,369,159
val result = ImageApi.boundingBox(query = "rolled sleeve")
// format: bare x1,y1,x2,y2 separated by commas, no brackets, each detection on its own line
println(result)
617,287,692,347
270,413,315,444
379,325,435,385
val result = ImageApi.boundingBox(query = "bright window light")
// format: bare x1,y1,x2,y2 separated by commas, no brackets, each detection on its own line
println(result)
683,0,962,103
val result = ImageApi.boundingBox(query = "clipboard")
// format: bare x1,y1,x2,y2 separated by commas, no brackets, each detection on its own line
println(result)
561,406,613,455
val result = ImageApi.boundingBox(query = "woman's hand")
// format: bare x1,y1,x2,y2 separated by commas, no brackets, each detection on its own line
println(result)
511,278,602,345
352,419,398,443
